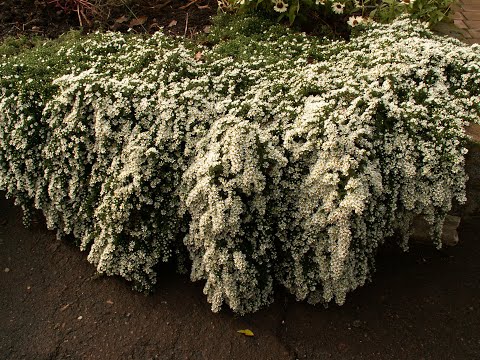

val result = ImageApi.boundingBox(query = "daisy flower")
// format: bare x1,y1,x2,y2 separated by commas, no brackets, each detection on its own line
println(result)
347,16,364,27
332,2,345,14
273,0,288,12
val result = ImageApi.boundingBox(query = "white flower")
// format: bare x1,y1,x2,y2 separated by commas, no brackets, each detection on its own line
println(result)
1,16,479,316
400,0,415,4
273,0,288,12
347,16,364,27
332,2,345,14
316,0,326,5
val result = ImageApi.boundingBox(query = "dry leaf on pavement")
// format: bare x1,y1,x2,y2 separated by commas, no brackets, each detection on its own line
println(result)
237,329,254,337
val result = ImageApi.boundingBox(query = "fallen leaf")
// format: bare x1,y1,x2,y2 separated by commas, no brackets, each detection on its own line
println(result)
129,16,147,28
115,15,129,24
237,329,254,337
194,51,203,61
168,19,177,27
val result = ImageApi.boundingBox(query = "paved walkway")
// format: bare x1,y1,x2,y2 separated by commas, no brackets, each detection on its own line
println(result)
451,0,480,44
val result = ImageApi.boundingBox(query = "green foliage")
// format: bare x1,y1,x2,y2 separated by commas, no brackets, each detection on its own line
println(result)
0,36,44,57
218,0,456,28
410,0,454,24
372,0,454,24
1,16,479,314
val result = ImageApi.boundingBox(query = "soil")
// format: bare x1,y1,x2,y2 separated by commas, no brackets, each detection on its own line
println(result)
1,2,480,359
1,194,480,359
0,0,217,40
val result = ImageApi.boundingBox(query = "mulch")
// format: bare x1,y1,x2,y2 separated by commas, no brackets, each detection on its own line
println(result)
0,0,217,40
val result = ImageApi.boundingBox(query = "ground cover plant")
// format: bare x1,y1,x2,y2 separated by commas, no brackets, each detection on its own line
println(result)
1,15,479,314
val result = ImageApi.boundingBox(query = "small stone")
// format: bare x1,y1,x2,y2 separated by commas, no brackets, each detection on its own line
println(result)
106,300,114,305
412,215,460,246
4,268,10,273
77,316,83,320
353,320,362,328
26,286,31,290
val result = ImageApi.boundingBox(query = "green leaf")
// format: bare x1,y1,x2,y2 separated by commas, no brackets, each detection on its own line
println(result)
287,2,299,24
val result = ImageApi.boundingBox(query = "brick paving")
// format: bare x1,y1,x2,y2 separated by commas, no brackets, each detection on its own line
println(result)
451,0,480,142
451,0,480,44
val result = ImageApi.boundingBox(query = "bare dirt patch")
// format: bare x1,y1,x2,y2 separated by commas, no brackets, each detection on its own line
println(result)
1,194,480,359
0,0,216,40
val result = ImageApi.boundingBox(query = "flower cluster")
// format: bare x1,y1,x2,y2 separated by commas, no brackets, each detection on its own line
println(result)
1,17,479,313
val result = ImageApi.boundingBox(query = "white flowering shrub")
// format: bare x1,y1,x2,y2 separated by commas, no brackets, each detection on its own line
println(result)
1,16,479,314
